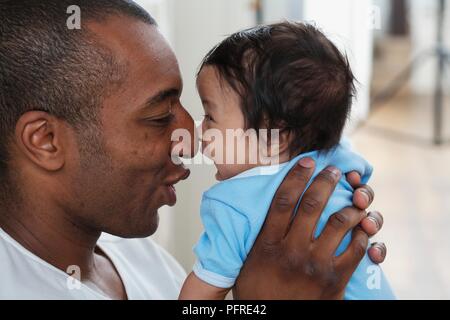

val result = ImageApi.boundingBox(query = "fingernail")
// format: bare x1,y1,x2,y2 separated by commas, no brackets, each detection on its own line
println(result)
359,189,371,203
373,247,382,258
325,166,341,178
298,157,315,168
372,210,384,224
373,242,386,257
367,216,380,230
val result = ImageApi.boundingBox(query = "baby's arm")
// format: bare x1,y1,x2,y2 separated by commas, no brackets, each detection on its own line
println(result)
179,272,230,300
181,195,250,300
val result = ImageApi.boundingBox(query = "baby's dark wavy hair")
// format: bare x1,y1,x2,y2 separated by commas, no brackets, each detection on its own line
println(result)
199,21,356,155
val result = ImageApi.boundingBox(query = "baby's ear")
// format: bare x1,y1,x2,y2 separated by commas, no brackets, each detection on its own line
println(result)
260,127,291,158
275,128,292,157
258,116,292,160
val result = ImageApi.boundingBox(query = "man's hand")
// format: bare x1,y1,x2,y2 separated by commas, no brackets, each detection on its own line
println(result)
346,171,386,264
233,157,385,299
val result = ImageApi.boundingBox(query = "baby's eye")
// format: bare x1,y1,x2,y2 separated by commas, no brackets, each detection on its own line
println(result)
203,114,214,122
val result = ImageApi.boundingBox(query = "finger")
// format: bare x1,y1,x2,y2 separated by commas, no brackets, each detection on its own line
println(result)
367,242,387,264
346,171,361,188
259,157,315,243
360,211,383,237
314,207,366,258
287,166,341,245
335,227,369,280
352,184,374,210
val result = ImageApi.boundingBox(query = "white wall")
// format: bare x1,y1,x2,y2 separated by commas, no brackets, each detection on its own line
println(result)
261,0,303,22
303,0,375,129
372,0,391,38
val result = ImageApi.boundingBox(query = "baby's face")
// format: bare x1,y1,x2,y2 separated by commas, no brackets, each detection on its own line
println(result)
197,66,262,181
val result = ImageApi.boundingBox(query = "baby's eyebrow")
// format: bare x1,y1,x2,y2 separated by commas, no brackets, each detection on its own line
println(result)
201,98,216,109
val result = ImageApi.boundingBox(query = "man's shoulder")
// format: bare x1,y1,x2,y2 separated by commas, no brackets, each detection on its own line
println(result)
0,228,86,299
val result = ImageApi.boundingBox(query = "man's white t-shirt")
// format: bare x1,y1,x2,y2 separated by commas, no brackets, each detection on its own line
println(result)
0,228,187,299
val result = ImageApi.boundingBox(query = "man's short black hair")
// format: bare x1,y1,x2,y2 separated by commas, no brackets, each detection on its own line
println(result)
0,0,156,180
200,21,356,155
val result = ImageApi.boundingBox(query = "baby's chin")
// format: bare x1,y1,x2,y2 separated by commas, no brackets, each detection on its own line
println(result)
214,171,222,181
214,162,262,181
214,167,244,181
215,170,226,181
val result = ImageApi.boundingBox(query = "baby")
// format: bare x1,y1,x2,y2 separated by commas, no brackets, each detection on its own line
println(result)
179,22,395,300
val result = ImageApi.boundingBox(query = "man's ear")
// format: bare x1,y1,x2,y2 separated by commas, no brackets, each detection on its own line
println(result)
14,111,66,172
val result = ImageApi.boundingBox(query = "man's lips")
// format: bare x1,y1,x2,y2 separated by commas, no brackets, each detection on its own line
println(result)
163,167,191,206
166,167,191,185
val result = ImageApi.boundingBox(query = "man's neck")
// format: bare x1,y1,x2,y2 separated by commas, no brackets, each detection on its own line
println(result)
0,199,101,277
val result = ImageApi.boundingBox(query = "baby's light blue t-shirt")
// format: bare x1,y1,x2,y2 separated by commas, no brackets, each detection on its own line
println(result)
193,140,395,299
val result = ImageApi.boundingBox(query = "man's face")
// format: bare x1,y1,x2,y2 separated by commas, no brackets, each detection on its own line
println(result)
67,16,195,238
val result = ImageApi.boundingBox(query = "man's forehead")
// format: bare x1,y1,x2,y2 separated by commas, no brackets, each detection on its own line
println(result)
86,15,179,78
87,14,182,106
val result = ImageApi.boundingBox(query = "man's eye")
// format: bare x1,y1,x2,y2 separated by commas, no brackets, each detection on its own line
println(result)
147,114,175,126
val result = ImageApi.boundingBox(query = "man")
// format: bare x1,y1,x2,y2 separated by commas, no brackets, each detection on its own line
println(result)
0,0,386,299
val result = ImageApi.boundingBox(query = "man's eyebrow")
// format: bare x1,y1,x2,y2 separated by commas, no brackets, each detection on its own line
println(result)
143,88,180,108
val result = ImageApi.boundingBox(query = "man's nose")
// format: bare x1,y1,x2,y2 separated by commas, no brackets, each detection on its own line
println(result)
170,108,199,159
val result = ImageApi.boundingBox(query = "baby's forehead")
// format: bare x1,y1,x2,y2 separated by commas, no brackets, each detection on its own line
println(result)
198,67,238,96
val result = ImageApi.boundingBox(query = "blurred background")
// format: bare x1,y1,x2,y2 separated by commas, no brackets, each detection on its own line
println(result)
134,0,450,299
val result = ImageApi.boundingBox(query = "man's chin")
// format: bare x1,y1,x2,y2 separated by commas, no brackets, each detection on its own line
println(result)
135,213,160,238
107,212,159,239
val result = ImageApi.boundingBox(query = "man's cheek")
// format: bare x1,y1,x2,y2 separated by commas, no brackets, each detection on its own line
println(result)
139,147,169,173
